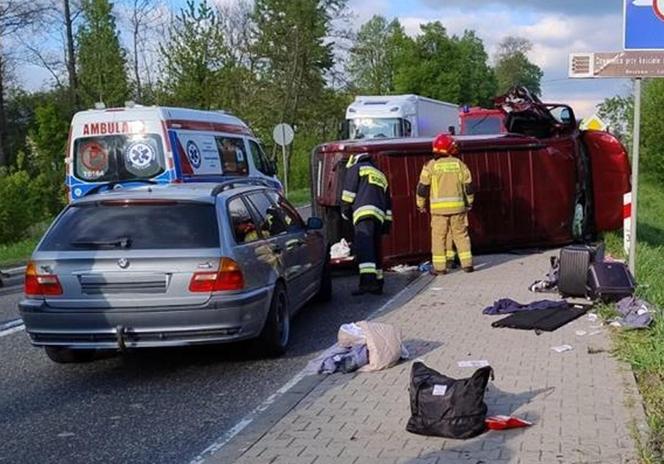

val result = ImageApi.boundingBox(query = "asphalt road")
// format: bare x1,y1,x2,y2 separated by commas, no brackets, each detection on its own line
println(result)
0,271,418,464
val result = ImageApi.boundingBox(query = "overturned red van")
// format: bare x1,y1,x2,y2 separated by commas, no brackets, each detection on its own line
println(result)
310,88,631,267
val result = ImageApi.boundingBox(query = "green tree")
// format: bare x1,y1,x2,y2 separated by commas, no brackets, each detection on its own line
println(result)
494,36,543,96
77,0,130,107
347,15,407,94
250,0,346,188
159,0,228,109
597,94,633,147
641,80,664,180
457,30,497,106
393,22,495,106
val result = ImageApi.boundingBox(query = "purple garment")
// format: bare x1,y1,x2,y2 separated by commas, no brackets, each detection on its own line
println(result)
612,296,654,329
319,344,369,374
483,298,569,315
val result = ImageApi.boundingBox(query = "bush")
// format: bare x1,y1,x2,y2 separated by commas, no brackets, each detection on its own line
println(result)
0,170,41,243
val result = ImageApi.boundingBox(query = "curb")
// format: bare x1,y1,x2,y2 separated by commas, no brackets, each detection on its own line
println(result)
200,271,434,464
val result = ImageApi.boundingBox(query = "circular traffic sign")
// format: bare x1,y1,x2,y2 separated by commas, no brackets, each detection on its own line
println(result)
272,123,294,146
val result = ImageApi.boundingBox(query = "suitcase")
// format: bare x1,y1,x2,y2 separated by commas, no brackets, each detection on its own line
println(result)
558,243,604,297
588,262,635,302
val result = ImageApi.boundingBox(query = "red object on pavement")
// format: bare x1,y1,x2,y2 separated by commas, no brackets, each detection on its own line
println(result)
485,415,532,430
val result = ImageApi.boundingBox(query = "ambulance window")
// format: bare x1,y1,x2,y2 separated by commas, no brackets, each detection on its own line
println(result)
248,140,270,175
215,136,248,176
73,134,165,182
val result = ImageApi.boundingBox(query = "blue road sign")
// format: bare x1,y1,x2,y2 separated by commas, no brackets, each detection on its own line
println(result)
625,0,664,50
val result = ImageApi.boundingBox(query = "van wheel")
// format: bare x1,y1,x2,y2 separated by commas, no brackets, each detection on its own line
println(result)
259,283,290,357
45,347,96,364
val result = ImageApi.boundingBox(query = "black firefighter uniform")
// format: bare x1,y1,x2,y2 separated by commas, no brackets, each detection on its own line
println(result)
416,156,475,272
341,153,393,292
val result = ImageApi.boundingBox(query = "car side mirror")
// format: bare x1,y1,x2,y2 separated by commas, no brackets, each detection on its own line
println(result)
306,217,323,230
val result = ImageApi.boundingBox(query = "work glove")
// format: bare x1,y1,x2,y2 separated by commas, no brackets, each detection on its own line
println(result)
417,207,427,214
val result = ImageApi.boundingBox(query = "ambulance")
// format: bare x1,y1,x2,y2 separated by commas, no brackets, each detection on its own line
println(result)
66,105,280,200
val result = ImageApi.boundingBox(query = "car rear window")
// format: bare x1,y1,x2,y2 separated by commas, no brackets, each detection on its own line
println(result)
40,202,219,251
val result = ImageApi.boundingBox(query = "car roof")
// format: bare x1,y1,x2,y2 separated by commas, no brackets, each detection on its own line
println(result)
72,182,274,205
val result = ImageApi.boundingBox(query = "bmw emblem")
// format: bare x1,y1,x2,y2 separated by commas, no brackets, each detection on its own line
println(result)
117,258,130,269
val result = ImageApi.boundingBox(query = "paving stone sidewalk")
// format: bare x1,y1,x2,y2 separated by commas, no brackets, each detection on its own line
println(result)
228,252,648,464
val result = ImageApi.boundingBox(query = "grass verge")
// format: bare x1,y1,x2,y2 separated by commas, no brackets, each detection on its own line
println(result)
286,188,311,207
0,220,51,268
602,175,664,463
0,237,39,268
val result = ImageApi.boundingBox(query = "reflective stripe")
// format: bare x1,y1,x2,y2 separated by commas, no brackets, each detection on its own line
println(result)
376,269,384,280
431,200,465,210
341,190,356,203
353,205,386,224
432,255,446,263
359,262,377,274
458,251,472,260
446,251,456,259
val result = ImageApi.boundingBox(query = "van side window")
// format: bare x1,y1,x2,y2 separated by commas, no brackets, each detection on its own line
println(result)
248,140,272,175
215,136,249,176
246,192,288,238
228,197,259,243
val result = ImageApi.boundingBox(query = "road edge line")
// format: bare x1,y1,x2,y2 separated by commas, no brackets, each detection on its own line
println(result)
192,271,433,464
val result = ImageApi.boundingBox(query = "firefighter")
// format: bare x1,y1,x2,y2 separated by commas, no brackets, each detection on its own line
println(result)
341,152,392,295
416,134,475,275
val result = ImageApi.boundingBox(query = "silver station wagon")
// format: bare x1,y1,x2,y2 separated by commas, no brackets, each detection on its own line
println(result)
19,181,331,363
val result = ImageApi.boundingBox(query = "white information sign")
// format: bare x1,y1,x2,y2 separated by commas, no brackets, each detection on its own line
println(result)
177,133,222,175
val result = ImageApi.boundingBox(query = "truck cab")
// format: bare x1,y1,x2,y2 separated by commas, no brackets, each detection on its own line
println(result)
459,107,506,135
343,94,459,140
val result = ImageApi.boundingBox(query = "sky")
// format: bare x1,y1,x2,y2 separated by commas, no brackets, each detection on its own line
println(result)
18,0,647,118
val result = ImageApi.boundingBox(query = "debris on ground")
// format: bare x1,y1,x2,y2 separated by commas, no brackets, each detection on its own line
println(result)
307,321,408,375
485,415,533,430
483,298,568,315
608,296,655,329
551,344,573,353
390,264,419,273
458,360,490,368
330,239,351,260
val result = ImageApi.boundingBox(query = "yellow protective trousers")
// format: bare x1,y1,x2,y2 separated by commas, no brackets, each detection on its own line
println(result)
431,213,472,271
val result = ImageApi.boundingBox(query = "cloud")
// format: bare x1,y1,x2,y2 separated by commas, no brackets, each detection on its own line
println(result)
418,0,622,16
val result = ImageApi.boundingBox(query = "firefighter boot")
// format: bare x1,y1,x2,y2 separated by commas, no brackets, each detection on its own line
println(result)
352,274,378,296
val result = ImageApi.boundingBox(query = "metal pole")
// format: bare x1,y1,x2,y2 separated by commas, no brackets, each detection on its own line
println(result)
628,78,641,276
281,125,288,195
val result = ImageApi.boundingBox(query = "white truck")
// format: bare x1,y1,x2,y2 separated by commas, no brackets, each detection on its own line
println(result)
343,94,459,140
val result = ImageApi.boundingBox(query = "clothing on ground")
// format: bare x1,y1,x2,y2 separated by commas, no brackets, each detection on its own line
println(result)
491,305,587,332
482,298,569,315
611,296,655,329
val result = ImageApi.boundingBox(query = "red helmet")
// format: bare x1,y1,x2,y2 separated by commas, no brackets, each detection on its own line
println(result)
432,133,458,157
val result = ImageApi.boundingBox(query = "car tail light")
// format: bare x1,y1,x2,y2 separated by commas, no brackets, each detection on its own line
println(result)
189,258,244,292
25,262,63,297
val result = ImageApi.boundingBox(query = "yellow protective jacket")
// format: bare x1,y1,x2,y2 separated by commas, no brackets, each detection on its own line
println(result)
416,156,474,215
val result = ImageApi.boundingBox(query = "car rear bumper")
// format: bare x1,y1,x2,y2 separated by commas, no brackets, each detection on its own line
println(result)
19,287,271,349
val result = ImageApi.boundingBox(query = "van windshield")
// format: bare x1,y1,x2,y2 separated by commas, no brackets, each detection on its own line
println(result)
349,118,403,139
463,116,504,135
73,134,166,182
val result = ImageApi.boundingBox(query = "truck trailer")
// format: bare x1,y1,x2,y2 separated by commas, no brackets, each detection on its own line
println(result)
343,94,459,140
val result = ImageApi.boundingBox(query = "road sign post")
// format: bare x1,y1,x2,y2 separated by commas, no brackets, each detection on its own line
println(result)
272,123,294,195
629,78,642,275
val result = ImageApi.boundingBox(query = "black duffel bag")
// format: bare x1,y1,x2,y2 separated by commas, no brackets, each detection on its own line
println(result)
406,362,493,439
